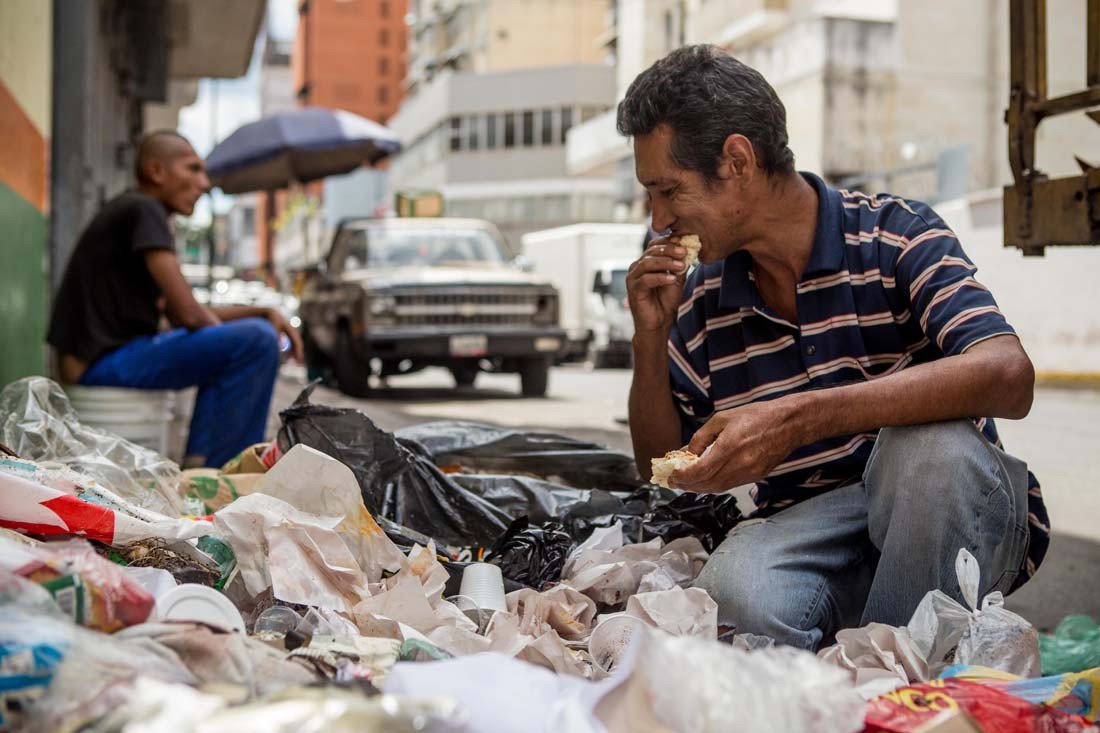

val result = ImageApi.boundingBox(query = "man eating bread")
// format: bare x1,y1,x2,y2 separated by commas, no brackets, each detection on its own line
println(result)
619,45,1047,650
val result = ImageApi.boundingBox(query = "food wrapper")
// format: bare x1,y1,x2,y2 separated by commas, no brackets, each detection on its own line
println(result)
0,538,153,632
864,678,1099,732
0,465,210,545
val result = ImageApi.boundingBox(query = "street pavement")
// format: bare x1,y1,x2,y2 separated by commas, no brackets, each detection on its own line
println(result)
273,363,1100,631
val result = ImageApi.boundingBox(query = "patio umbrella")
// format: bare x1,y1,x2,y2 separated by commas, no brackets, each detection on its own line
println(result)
205,106,402,194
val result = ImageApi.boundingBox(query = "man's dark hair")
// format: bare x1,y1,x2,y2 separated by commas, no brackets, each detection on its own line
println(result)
135,130,191,184
616,45,795,181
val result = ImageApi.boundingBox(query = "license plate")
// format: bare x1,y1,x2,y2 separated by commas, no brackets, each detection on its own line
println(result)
535,337,562,353
450,334,488,356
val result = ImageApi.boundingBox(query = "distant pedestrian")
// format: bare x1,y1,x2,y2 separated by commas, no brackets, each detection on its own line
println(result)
48,131,303,468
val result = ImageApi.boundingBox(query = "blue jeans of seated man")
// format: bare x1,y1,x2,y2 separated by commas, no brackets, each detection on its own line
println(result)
80,318,280,468
692,420,1031,651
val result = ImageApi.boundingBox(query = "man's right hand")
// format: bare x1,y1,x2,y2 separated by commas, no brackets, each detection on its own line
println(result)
627,235,688,336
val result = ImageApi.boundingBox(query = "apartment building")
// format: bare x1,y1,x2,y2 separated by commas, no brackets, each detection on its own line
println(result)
390,0,614,252
570,0,1097,209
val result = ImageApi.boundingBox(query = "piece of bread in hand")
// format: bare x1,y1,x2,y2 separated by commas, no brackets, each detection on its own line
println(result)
680,234,702,268
650,449,699,488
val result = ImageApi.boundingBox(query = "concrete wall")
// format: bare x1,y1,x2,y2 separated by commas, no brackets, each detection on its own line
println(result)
0,0,51,386
483,0,606,71
938,193,1100,375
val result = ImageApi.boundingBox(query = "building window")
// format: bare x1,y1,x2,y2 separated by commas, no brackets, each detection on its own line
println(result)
380,0,389,17
380,28,390,46
560,106,574,144
541,108,554,145
467,115,480,150
486,113,498,148
504,112,516,148
449,116,462,152
378,85,389,104
379,57,389,75
522,110,534,147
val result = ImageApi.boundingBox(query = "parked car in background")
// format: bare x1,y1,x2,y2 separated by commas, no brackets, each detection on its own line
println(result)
297,217,564,397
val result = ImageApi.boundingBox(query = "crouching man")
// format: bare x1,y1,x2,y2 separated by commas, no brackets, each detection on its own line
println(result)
621,46,1048,649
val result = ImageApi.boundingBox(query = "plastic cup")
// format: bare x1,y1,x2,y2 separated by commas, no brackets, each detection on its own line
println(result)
588,614,646,674
458,562,507,612
253,605,303,636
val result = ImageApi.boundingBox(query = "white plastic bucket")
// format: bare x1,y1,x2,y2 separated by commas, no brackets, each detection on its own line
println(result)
65,386,174,455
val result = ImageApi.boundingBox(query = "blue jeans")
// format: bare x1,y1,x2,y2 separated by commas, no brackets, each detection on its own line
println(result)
693,420,1031,650
80,318,280,468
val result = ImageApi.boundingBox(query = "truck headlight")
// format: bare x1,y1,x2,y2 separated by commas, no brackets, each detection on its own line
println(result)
368,294,397,316
533,293,558,325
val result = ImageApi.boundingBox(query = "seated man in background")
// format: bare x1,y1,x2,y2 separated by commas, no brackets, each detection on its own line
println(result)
47,131,302,468
621,46,1049,649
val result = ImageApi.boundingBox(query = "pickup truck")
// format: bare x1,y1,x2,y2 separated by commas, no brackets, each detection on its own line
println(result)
297,217,564,397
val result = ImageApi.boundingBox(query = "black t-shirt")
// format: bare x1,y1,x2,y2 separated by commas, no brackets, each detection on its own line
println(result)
47,191,176,364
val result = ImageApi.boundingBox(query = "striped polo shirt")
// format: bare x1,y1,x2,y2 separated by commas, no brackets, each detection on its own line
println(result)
668,172,1049,584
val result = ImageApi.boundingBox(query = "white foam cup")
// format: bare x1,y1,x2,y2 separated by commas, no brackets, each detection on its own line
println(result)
588,614,646,674
458,562,507,612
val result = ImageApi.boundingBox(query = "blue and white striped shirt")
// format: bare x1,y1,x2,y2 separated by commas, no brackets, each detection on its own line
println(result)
668,172,1049,584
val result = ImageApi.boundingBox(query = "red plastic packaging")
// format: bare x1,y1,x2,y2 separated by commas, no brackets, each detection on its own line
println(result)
864,678,1099,733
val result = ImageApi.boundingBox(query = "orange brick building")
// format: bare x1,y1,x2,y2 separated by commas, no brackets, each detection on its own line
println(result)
293,0,407,122
258,0,408,272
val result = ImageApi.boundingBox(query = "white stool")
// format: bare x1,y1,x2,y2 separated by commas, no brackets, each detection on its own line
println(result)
64,385,175,456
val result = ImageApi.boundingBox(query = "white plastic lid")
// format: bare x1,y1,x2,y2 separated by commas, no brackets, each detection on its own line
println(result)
153,583,245,633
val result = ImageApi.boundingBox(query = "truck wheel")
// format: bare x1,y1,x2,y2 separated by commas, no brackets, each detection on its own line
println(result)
519,358,550,397
333,326,372,398
450,363,479,388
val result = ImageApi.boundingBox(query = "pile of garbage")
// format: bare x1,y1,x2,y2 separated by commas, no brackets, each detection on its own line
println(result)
1,377,1098,732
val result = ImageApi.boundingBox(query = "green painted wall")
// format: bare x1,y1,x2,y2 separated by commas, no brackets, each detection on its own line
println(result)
0,181,47,386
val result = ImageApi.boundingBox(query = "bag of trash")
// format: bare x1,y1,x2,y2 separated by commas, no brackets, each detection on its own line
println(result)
0,377,183,516
907,548,1041,677
485,518,573,590
276,382,509,547
1041,616,1100,676
396,421,643,491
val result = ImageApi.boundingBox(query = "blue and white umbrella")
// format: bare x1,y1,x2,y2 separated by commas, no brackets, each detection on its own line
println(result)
205,107,402,194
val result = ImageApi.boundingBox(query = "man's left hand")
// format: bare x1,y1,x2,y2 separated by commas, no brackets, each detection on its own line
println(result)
671,398,804,493
266,308,305,363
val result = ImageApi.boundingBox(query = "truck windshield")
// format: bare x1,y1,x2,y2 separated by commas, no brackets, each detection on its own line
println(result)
344,226,507,269
609,269,629,301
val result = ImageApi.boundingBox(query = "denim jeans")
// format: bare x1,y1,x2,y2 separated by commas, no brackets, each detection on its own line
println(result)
80,318,280,468
692,420,1031,650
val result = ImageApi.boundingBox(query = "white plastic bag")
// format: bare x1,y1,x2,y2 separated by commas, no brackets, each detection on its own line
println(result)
907,548,1040,677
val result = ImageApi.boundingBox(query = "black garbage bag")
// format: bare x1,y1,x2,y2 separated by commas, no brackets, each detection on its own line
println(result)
558,489,743,553
277,383,510,547
484,517,574,590
395,421,643,491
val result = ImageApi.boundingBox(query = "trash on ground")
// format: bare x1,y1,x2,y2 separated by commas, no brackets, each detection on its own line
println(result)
2,379,1095,732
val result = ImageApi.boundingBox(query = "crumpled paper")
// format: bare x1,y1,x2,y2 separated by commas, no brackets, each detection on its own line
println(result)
817,623,930,699
508,585,597,641
562,523,708,606
623,586,718,640
256,444,406,582
213,493,369,610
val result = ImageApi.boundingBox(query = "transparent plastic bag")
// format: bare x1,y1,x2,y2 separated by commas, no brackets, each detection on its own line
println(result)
907,548,1041,677
1040,616,1100,676
629,629,866,733
0,377,183,516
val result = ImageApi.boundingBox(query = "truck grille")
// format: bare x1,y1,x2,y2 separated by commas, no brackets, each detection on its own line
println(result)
393,289,543,326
